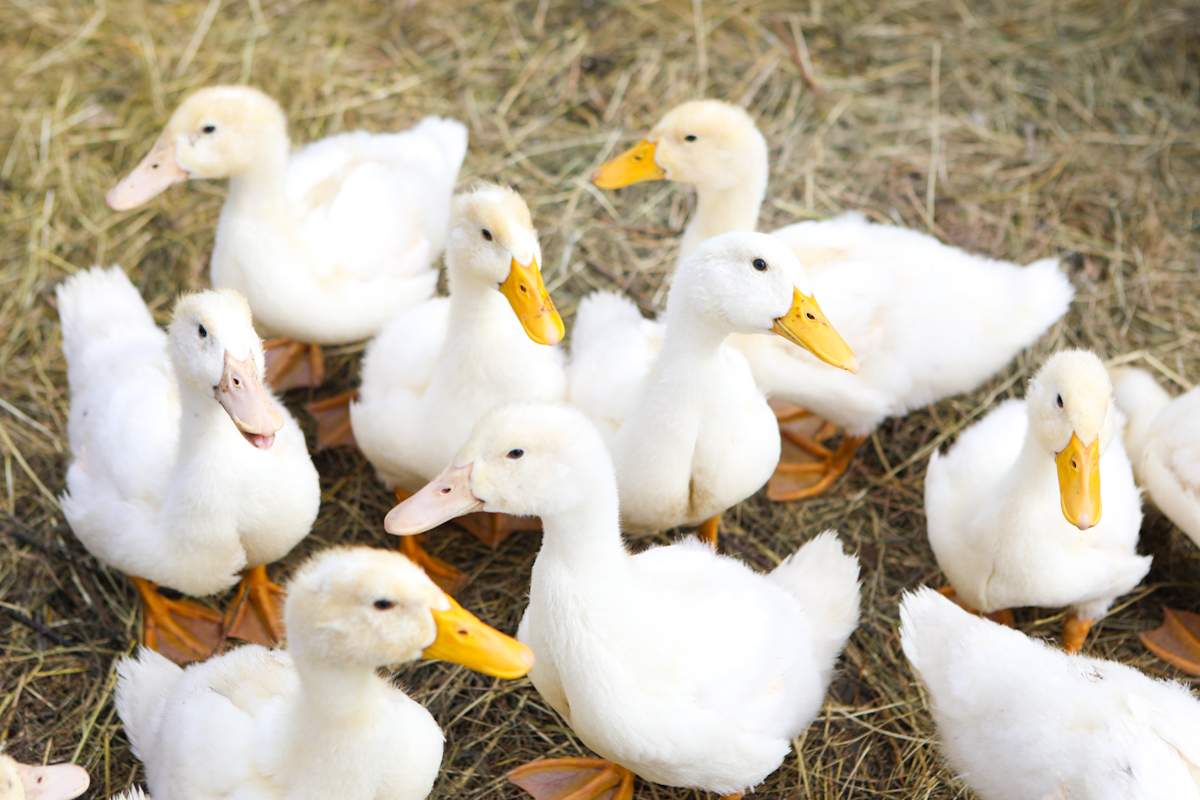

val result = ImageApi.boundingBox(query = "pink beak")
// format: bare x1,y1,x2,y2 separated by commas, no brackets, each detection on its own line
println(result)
216,351,284,450
106,140,189,210
15,762,91,800
384,463,484,535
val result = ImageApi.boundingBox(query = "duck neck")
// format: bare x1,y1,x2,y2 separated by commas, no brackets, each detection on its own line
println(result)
536,476,626,570
291,650,384,725
1008,428,1060,506
224,139,291,212
176,384,238,457
445,268,517,344
677,163,767,265
657,293,732,367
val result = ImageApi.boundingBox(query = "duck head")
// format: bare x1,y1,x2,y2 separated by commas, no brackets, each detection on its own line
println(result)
169,289,283,450
447,184,564,346
591,100,766,192
285,546,533,678
1026,350,1116,530
107,85,288,210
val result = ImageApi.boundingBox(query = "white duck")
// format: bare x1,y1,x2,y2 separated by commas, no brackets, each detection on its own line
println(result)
567,231,856,542
58,266,319,662
592,100,1073,500
1110,365,1200,674
114,546,533,800
900,586,1200,800
349,184,564,583
925,350,1149,652
107,85,466,390
0,754,89,800
385,402,861,800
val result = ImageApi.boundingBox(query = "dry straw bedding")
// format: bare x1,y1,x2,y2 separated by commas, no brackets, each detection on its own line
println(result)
1,0,1198,797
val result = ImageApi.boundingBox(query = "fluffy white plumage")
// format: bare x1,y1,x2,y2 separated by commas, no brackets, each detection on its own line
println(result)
58,266,318,596
351,184,566,490
451,402,861,794
926,350,1148,621
1111,366,1200,547
900,587,1200,800
114,548,457,800
567,232,823,530
111,86,466,344
605,100,1073,435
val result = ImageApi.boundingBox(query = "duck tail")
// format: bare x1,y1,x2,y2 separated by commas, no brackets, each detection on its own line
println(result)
56,265,155,368
769,531,861,669
114,647,183,762
1109,366,1171,464
1004,256,1074,349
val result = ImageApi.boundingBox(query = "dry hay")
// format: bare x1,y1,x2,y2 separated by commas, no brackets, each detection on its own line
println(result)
1,0,1198,798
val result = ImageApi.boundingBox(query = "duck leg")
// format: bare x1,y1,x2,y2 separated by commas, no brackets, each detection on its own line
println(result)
697,514,720,547
508,758,634,800
766,401,865,502
262,337,325,391
305,390,358,451
130,577,222,664
1139,607,1200,676
936,585,1015,627
1061,611,1094,654
222,565,286,646
393,489,468,594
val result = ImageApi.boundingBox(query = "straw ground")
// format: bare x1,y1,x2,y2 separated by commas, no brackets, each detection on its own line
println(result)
1,0,1198,798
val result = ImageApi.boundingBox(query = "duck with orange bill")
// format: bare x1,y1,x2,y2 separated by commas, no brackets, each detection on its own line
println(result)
591,100,1072,501
566,230,856,546
925,350,1149,652
113,546,533,800
1109,365,1200,674
106,85,466,391
345,184,566,590
386,402,860,800
58,267,319,663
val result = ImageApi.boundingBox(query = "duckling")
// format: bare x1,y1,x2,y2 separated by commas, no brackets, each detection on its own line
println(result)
0,754,89,800
1110,365,1200,674
114,546,533,800
346,184,564,586
385,402,861,800
926,350,1149,652
900,586,1200,800
107,86,466,391
59,267,319,662
567,231,855,543
591,100,1072,500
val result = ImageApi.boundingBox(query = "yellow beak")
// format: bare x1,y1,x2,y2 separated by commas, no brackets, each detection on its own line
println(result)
590,138,666,189
423,593,535,679
1056,432,1102,530
772,287,859,373
499,257,564,346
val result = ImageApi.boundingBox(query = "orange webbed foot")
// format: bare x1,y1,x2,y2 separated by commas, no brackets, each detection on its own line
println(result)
1139,607,1200,675
766,400,865,501
937,585,1015,628
263,338,325,391
454,511,541,549
508,758,635,800
223,565,287,646
398,533,468,595
306,389,358,451
132,577,222,664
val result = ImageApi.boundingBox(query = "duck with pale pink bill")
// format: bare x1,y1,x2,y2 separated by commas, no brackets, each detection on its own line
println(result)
106,85,466,391
58,266,319,663
0,753,89,800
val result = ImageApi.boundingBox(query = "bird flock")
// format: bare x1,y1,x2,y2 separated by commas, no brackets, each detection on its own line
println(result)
9,82,1198,800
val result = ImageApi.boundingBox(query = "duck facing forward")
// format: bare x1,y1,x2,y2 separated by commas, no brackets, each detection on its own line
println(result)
59,267,320,662
107,86,466,390
926,350,1148,652
386,402,861,800
114,546,533,800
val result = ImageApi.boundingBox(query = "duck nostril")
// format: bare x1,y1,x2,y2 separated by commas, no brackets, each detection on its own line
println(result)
440,486,451,494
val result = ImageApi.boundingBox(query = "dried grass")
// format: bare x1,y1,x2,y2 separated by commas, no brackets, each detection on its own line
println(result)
1,0,1198,798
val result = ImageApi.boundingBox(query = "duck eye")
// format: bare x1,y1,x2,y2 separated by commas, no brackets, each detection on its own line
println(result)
202,124,216,134
506,448,524,459
373,599,395,610
481,229,493,241
1056,394,1064,409
752,258,767,271
198,324,207,338
684,134,698,142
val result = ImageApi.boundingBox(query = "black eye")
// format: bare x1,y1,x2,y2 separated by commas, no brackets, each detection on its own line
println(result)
373,599,394,610
752,258,767,271
1056,394,1064,408
202,124,216,134
198,324,207,338
482,229,493,241
684,134,698,142
506,448,524,459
